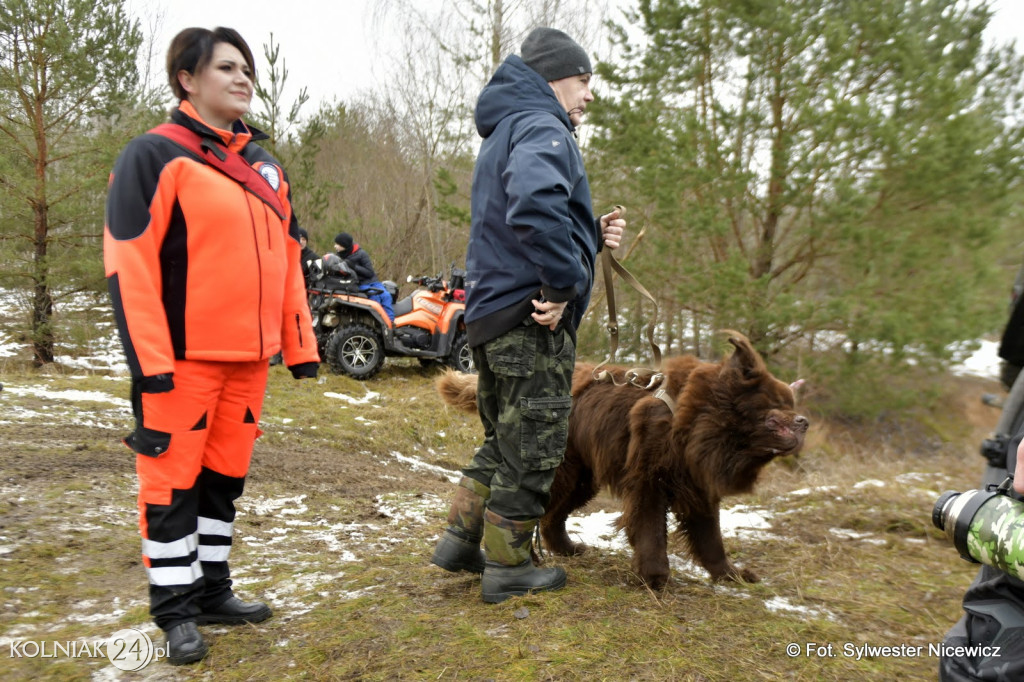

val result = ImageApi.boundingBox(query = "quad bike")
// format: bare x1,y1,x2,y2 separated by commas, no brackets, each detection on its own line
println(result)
306,257,474,380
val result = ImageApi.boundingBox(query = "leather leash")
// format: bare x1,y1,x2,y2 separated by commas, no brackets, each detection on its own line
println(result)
591,207,672,412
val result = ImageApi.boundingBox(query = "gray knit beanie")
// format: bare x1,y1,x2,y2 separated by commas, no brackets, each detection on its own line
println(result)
521,27,591,82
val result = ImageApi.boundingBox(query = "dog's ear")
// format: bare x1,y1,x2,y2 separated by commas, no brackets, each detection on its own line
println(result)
722,331,766,380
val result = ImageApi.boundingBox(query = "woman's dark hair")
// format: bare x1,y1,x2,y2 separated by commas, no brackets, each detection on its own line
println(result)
166,27,256,101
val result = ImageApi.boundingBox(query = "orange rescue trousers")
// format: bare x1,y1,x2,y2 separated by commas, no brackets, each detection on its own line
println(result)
131,359,268,630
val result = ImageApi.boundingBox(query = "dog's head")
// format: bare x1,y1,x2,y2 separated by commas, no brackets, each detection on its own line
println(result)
718,331,809,461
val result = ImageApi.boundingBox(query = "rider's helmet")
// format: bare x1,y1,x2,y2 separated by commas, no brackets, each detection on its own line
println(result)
322,253,356,279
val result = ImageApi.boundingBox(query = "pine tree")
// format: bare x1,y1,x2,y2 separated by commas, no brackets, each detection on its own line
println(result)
588,0,1024,379
0,0,143,366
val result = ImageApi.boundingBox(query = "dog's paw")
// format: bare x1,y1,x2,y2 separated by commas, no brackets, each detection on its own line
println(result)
639,573,669,591
566,541,588,556
633,562,670,590
712,565,759,584
540,531,588,557
738,567,760,583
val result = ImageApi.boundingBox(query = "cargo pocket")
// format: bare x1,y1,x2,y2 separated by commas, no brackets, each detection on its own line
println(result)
548,324,575,361
126,384,206,458
520,395,572,470
125,425,172,457
486,326,536,378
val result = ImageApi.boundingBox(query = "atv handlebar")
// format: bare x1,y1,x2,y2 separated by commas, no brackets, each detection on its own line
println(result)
406,274,446,292
406,265,467,297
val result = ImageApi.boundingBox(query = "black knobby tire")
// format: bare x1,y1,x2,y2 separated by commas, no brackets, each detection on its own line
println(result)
447,331,475,374
325,323,385,379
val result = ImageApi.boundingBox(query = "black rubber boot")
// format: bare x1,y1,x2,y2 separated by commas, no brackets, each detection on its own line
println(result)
431,477,489,573
431,531,485,573
481,510,567,603
481,559,568,603
165,622,209,666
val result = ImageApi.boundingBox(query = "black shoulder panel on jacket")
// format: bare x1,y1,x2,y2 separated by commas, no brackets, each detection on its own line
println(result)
106,134,194,241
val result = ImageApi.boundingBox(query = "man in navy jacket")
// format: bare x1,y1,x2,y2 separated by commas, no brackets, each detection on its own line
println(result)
431,27,625,603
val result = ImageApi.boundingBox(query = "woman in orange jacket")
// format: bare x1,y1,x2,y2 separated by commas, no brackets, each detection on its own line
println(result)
103,26,318,665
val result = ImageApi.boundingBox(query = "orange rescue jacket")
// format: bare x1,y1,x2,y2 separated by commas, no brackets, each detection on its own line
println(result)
104,102,319,380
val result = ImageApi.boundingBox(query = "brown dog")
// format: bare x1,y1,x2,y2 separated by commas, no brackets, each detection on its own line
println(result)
436,332,808,589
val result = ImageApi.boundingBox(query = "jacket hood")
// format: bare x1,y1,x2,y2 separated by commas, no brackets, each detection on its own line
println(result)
475,55,574,139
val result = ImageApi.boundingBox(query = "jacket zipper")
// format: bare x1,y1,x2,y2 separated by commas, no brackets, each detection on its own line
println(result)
245,192,264,356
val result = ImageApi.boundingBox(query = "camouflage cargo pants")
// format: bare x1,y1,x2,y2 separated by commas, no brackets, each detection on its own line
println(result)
462,318,575,521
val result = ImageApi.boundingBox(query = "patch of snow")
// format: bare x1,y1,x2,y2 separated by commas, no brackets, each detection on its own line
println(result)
563,504,776,550
324,389,381,406
720,505,774,540
386,451,461,483
895,472,942,484
786,486,838,497
375,493,442,525
564,510,626,551
668,553,708,579
830,528,887,545
952,339,1001,380
764,595,837,622
2,384,129,407
853,479,887,489
0,336,21,358
242,495,309,516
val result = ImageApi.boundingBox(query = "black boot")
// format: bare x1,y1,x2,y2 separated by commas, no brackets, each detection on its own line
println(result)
431,477,489,574
481,510,567,603
165,622,208,666
196,595,273,625
481,559,568,604
432,531,485,573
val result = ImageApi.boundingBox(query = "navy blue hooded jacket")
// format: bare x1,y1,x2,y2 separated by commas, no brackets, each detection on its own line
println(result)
464,55,601,348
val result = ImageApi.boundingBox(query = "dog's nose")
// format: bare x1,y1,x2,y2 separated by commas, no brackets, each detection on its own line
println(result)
794,415,809,432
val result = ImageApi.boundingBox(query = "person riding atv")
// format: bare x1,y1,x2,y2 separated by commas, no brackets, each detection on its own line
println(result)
307,256,473,380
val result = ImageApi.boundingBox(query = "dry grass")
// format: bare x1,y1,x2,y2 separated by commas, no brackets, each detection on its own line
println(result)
0,361,1002,681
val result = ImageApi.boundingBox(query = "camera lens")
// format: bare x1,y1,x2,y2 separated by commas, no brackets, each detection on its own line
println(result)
933,485,1024,579
932,490,961,531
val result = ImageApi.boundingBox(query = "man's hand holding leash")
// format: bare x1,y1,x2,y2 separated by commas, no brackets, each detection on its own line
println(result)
533,208,627,330
600,207,625,249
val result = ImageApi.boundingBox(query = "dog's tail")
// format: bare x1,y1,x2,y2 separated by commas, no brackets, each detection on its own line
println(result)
435,370,479,414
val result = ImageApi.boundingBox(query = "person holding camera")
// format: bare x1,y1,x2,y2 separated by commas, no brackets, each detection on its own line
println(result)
938,430,1024,680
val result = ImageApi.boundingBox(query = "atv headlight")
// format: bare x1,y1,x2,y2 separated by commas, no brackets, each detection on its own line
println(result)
323,312,339,328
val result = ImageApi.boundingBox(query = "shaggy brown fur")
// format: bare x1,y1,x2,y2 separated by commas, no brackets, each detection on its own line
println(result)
435,332,808,589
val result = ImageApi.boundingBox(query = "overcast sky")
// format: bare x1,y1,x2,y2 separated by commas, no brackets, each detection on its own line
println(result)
127,0,1024,111
127,0,419,108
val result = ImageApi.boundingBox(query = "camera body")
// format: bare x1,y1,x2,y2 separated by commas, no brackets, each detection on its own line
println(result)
933,479,1024,580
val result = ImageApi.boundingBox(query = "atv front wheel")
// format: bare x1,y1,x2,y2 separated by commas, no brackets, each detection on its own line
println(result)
448,331,475,374
325,324,385,379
